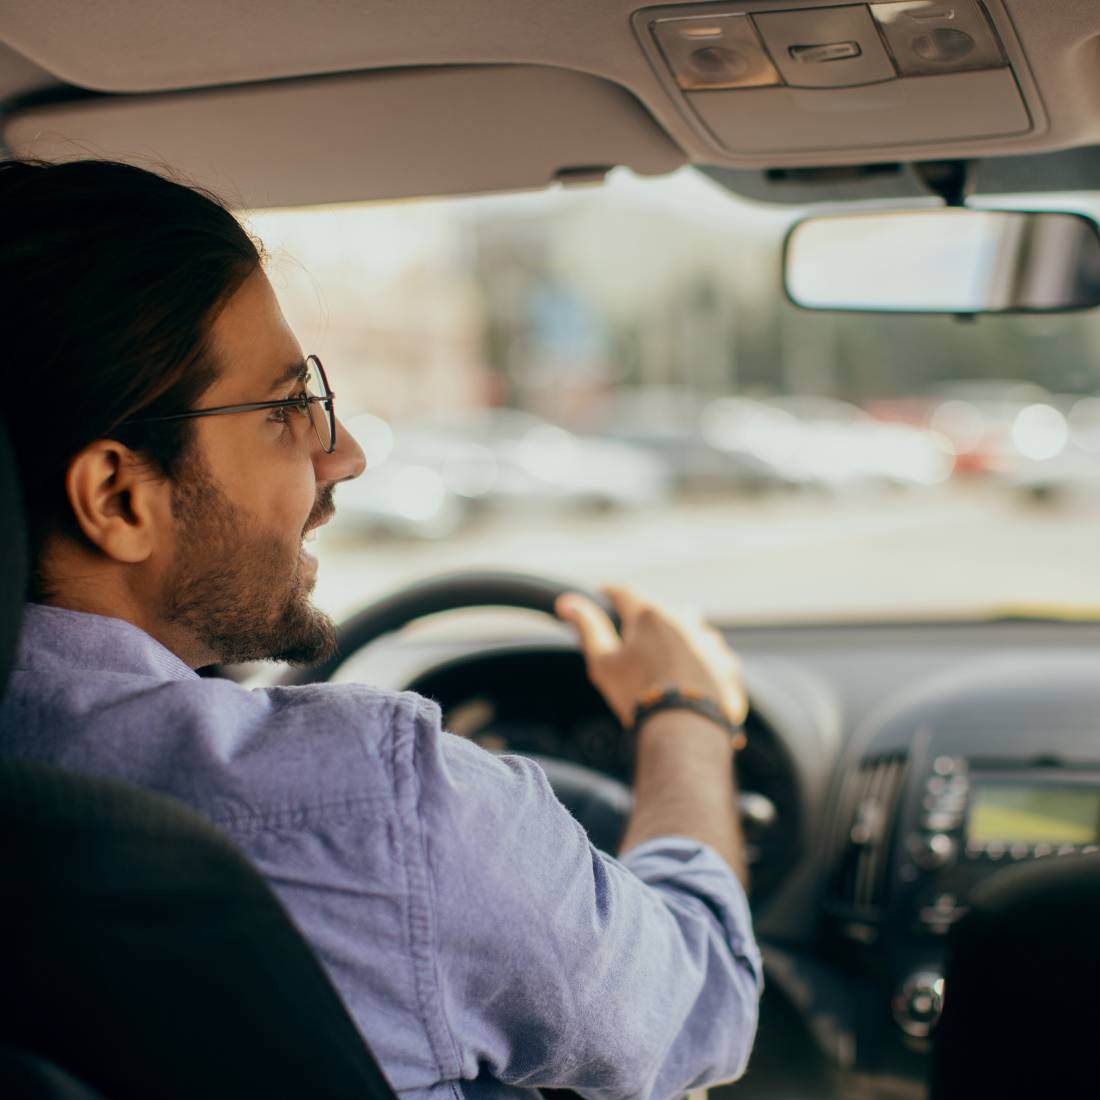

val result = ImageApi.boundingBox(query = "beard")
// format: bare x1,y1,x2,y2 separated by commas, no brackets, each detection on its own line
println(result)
160,451,338,666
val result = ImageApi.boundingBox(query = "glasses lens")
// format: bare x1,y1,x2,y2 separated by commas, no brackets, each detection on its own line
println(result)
304,356,335,452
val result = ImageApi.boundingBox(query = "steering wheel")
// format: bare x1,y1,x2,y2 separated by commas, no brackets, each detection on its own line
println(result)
284,570,620,684
284,570,634,851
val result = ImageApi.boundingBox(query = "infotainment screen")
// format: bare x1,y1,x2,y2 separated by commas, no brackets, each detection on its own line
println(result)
968,781,1100,845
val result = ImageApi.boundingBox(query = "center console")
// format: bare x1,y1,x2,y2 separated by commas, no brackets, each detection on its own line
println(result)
824,653,1100,1089
889,753,1100,1035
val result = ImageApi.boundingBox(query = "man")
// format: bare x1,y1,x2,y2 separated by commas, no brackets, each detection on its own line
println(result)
0,158,762,1100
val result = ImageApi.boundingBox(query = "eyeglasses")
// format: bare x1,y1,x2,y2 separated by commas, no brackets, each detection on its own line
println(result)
117,354,337,453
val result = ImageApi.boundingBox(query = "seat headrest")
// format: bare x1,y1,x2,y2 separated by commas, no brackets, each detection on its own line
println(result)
0,419,27,694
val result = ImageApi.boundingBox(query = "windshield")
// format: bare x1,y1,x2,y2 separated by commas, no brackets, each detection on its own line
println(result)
245,169,1100,626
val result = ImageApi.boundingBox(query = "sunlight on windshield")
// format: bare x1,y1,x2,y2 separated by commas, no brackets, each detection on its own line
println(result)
245,169,1100,625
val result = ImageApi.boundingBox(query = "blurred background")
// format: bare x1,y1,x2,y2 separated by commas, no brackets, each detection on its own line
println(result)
245,167,1100,626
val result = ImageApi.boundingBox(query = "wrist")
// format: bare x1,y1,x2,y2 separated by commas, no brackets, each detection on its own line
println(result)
633,708,743,761
636,708,740,752
628,686,747,750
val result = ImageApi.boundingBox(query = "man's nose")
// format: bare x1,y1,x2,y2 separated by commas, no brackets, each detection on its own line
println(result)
314,414,366,482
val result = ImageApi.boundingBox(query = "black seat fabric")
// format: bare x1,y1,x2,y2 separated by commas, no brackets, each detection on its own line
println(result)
0,1049,107,1100
0,758,398,1099
931,851,1100,1099
0,416,26,692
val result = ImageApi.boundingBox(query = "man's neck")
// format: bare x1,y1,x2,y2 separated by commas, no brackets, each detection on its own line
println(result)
38,544,211,669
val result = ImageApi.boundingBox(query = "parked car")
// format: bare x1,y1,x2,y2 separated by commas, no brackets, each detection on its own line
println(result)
403,407,673,512
597,386,793,494
925,380,1064,477
704,395,955,491
330,457,468,541
1009,393,1100,502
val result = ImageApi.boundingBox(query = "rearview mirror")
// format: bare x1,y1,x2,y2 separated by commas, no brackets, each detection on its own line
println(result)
784,208,1100,314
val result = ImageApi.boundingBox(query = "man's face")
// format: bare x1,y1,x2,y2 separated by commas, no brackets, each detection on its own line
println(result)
158,270,366,664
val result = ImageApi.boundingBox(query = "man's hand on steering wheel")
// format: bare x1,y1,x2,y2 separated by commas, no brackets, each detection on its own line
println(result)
555,584,749,730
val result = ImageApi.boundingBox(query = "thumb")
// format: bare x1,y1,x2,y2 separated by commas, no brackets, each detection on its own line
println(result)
555,593,620,661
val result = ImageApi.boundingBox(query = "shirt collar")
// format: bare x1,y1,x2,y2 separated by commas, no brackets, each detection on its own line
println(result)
17,603,199,682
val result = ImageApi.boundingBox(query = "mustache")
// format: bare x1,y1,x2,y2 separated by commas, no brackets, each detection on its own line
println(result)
303,483,336,537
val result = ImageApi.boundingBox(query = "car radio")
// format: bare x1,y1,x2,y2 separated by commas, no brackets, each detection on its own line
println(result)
900,755,1100,936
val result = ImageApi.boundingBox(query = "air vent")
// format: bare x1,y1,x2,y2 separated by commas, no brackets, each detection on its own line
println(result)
830,753,907,913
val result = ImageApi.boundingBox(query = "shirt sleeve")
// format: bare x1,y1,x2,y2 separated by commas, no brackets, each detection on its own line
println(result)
403,697,763,1100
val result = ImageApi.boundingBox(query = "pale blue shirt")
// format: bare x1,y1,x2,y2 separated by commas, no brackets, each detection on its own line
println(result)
1,603,762,1100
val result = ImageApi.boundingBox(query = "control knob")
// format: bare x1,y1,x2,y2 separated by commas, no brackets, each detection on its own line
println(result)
893,970,945,1038
910,831,957,870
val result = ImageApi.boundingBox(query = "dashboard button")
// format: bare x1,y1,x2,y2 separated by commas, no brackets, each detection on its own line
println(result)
922,810,962,832
911,832,957,869
893,971,945,1037
918,892,966,934
932,787,967,803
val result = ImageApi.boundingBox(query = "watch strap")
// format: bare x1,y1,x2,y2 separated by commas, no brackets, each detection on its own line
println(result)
627,686,747,750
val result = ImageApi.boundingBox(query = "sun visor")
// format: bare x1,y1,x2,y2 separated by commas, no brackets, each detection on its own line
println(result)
3,64,686,208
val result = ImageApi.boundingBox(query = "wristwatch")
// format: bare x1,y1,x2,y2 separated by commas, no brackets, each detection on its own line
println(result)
627,686,747,751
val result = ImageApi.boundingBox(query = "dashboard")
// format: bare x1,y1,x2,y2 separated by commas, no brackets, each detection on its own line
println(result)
338,617,1100,1099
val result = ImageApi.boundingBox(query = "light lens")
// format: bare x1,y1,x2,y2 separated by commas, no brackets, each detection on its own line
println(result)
871,0,1005,76
651,13,781,90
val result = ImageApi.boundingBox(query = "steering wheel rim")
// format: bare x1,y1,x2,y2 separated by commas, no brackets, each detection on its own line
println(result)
281,569,620,686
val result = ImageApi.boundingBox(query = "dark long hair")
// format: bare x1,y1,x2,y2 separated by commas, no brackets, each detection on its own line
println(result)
0,158,262,583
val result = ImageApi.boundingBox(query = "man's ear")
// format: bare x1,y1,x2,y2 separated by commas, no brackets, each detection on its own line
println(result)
64,440,170,564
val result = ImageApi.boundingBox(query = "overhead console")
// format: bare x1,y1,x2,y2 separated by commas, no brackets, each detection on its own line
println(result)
633,0,1042,161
